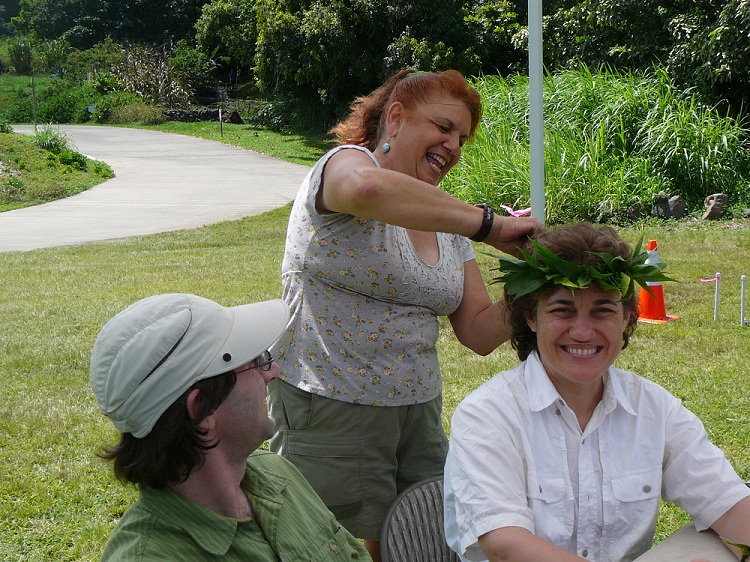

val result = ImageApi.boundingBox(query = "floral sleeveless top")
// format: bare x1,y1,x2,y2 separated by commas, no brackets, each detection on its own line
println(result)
273,145,474,406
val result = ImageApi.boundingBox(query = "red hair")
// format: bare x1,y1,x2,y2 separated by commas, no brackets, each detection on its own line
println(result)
330,69,482,151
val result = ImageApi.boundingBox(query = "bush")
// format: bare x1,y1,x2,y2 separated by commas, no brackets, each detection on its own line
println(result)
2,78,97,124
56,149,88,170
37,86,89,123
109,101,165,124
32,124,74,154
2,95,34,123
0,122,13,133
117,43,191,108
7,35,33,74
64,39,126,82
246,100,293,132
169,40,214,94
91,160,115,178
89,70,121,95
93,91,152,123
39,39,71,76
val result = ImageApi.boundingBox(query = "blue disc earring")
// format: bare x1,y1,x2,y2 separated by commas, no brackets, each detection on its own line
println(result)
382,142,391,153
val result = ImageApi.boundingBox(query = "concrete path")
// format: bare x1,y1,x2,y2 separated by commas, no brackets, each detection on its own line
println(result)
1,125,311,253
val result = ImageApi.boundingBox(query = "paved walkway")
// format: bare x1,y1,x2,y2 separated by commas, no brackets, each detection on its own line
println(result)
1,125,311,253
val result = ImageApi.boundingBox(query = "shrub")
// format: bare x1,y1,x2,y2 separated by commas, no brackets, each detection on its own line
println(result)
3,95,34,122
91,160,114,178
109,101,165,124
247,100,293,132
39,39,71,76
0,122,13,133
117,43,191,108
32,124,74,154
7,36,34,74
442,65,750,225
57,149,87,170
37,87,84,123
64,39,126,82
93,91,144,123
89,71,121,95
169,40,214,94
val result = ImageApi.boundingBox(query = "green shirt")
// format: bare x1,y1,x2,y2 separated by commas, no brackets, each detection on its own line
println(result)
101,451,370,561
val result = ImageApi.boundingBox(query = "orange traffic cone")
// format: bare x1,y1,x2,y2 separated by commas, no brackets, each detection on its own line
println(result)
638,239,679,324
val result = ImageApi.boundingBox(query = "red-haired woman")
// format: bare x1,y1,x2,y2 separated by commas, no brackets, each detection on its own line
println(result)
268,69,542,561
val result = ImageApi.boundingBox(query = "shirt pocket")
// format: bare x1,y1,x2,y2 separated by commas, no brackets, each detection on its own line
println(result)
526,473,573,546
606,467,662,552
303,525,364,562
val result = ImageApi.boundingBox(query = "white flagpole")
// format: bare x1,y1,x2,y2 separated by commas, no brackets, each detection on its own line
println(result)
528,0,545,224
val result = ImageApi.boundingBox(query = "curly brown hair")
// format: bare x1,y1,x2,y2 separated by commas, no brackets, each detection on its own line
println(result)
329,68,482,152
506,222,640,361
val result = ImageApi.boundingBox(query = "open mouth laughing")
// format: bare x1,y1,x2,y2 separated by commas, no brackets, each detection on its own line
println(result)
427,152,447,173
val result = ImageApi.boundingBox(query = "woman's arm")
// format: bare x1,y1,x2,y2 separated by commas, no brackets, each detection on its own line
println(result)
449,259,511,355
318,148,541,256
711,496,750,560
479,527,588,562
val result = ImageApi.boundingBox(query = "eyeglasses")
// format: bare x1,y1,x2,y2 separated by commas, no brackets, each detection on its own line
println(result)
235,350,274,374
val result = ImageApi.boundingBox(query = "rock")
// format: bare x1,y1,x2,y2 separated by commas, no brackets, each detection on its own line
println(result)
652,191,672,218
702,193,728,220
222,108,244,124
627,203,649,220
668,195,686,219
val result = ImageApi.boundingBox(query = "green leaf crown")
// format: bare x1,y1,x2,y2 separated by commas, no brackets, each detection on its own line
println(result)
489,238,675,302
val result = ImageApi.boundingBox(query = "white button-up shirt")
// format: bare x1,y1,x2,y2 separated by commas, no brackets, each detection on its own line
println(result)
444,352,749,562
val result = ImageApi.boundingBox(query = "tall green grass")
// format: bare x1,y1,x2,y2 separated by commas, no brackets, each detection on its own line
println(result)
1,208,748,559
445,66,750,224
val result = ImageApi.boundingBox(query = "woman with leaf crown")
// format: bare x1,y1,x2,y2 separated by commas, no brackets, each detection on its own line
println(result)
444,222,750,562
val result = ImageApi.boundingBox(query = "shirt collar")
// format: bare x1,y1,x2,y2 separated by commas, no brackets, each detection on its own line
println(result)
139,485,240,556
525,352,564,412
138,460,291,556
524,351,637,417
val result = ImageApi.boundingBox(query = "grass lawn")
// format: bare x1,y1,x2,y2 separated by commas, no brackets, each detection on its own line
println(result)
1,204,748,559
129,121,334,167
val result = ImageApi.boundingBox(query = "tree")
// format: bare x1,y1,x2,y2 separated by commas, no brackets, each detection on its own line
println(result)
542,0,689,71
1,0,22,33
195,0,257,82
667,0,750,111
253,0,478,127
462,0,528,75
12,0,206,49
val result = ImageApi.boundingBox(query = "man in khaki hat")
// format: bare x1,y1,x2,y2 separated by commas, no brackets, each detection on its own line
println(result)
90,293,370,561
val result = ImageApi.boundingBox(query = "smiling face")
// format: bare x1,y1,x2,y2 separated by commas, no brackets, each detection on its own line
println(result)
382,94,472,185
527,286,630,396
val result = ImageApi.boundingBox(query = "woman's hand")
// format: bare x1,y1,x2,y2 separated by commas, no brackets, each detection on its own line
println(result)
485,215,545,257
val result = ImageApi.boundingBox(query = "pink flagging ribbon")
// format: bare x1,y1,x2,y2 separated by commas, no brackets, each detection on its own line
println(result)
498,204,532,217
700,277,719,282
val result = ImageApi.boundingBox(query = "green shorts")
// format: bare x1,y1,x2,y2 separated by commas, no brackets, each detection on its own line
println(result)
267,379,448,540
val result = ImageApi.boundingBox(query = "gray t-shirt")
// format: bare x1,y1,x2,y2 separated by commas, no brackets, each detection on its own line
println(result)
274,145,474,406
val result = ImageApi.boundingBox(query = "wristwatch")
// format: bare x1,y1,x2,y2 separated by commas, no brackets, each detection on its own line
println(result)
470,204,494,242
